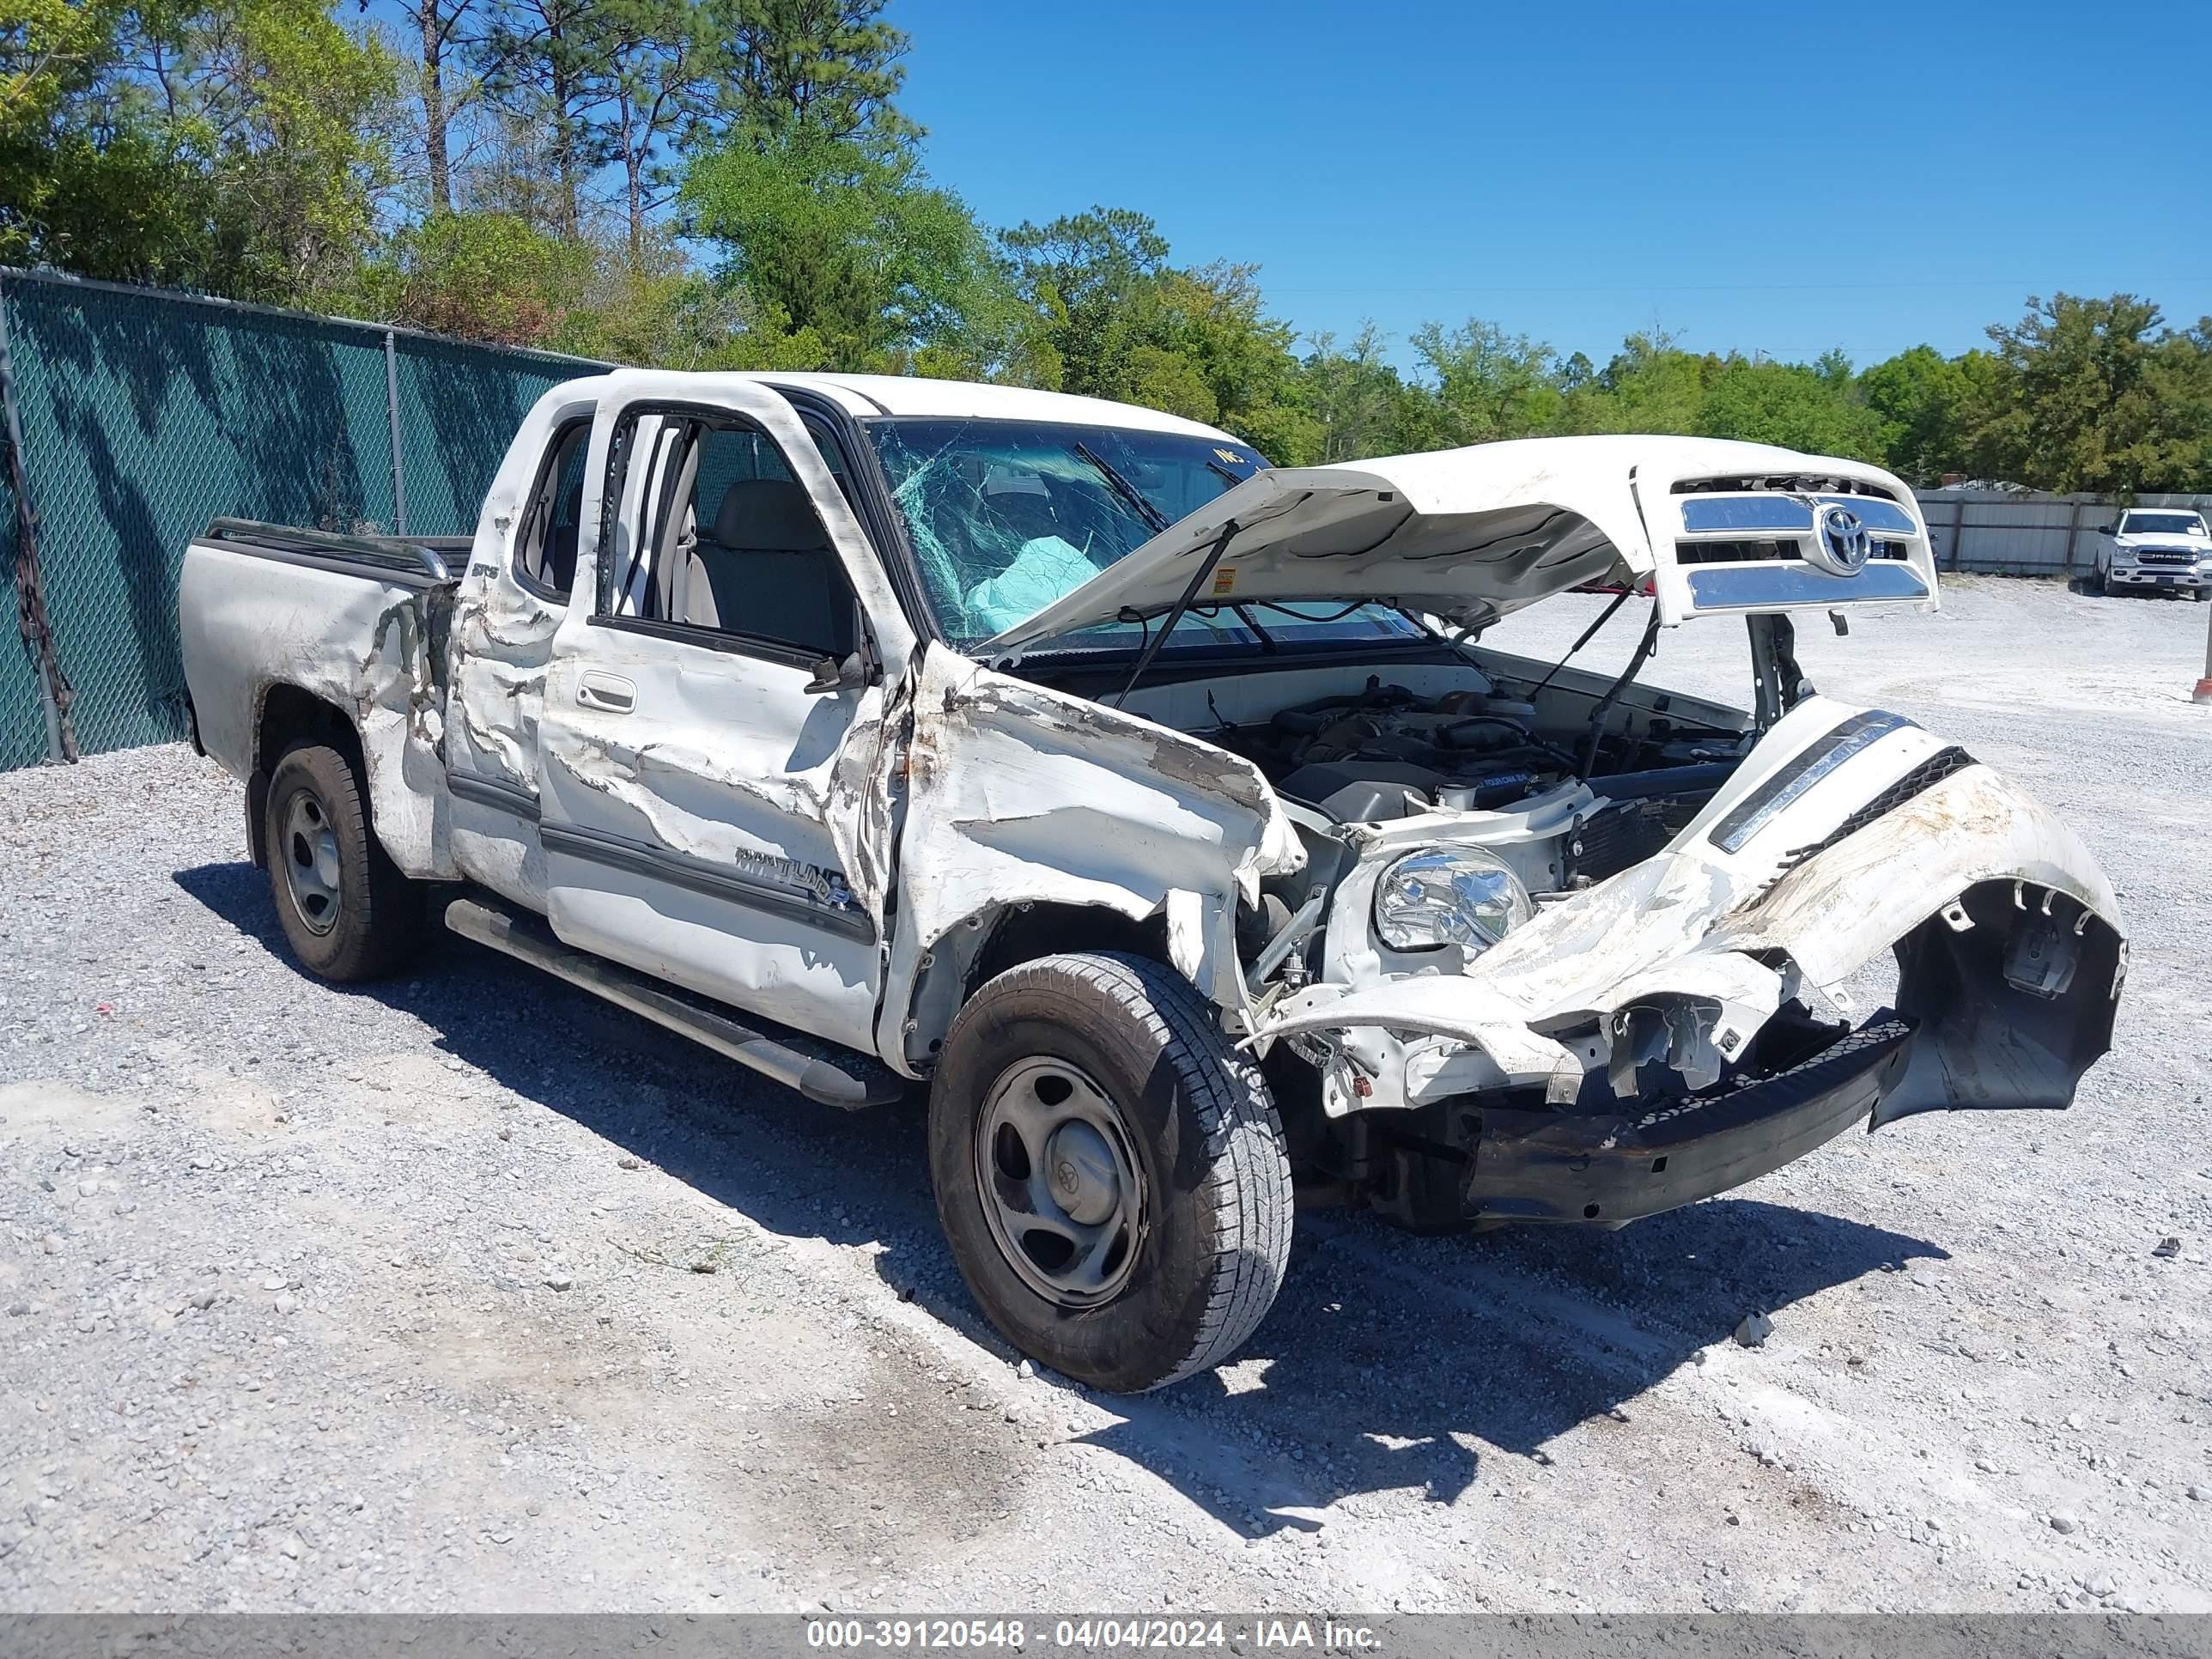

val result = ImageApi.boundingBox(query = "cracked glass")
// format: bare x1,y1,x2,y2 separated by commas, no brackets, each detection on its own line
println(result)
864,418,1266,645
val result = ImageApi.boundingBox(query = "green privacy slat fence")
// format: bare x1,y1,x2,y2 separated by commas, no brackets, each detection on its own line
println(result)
0,456,41,769
0,269,598,769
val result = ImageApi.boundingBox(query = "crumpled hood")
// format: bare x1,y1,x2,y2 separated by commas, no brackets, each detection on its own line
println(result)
978,434,1935,655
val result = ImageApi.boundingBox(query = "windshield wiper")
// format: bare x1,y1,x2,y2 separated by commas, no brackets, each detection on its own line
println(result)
1073,442,1170,536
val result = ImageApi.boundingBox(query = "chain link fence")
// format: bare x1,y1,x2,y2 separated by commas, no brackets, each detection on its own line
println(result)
0,268,599,769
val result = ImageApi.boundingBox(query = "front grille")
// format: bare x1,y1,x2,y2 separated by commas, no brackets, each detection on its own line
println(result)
1674,477,1900,501
1816,745,1975,854
2136,549,2197,568
1676,538,1799,564
1676,538,1911,566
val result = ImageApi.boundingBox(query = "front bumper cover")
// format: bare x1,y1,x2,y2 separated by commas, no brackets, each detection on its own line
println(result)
2108,565,2209,587
1463,1018,1911,1225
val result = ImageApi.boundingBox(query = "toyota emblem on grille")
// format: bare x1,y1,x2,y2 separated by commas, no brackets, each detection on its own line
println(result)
1812,503,1872,575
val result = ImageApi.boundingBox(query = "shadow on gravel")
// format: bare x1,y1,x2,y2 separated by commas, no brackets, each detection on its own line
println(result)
175,859,1952,1543
1075,1199,1947,1535
171,861,939,1246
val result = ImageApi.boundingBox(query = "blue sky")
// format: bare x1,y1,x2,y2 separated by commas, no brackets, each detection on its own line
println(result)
898,0,2211,372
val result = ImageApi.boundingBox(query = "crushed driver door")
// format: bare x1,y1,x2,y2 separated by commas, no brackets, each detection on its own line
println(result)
534,378,902,1055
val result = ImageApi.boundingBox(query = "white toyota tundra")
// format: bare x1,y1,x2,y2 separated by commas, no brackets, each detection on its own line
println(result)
178,370,2125,1392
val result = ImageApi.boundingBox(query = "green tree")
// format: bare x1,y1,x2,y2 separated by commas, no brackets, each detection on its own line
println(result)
1965,293,2210,495
1,0,185,275
478,0,617,240
347,207,589,344
1147,264,1319,461
1000,207,1171,402
1407,318,1560,446
1297,325,1419,462
1569,332,1706,434
2,0,399,301
192,0,404,300
1695,352,1886,459
1858,343,1971,483
997,210,1318,457
682,125,1011,372
702,0,914,142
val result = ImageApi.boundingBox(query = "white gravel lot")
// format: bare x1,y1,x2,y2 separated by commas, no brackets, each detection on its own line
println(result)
2,576,2209,1615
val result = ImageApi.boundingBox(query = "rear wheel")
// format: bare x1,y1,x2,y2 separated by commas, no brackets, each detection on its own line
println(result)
264,741,426,981
927,951,1292,1392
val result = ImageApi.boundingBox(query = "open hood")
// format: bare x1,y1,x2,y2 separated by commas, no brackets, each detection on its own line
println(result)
976,434,1938,657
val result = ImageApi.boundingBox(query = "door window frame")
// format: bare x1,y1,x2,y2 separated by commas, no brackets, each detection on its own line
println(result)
512,416,594,603
586,399,866,673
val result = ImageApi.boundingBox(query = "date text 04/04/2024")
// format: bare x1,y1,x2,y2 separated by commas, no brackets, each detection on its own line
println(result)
802,1619,1382,1650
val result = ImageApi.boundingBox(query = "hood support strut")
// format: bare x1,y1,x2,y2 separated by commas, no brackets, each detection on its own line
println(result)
1576,604,1662,778
1110,520,1241,708
1748,612,1813,730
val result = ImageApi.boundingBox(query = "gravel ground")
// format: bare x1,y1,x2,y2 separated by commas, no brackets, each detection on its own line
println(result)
2,576,2209,1615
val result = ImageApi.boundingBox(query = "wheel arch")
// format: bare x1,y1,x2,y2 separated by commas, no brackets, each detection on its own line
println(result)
894,899,1178,1074
246,683,362,868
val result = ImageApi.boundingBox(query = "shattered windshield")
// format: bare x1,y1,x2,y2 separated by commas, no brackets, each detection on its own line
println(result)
865,417,1266,645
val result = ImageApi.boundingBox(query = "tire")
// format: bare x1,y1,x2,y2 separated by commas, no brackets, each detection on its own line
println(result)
927,951,1292,1392
264,741,426,981
2093,568,2108,596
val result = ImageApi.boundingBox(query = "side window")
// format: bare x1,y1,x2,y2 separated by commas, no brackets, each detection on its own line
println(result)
599,411,858,662
514,418,591,600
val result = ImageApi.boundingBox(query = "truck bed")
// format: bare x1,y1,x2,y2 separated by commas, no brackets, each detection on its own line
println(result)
179,518,469,881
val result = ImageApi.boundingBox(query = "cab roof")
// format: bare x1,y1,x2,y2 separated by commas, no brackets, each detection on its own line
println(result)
748,372,1240,440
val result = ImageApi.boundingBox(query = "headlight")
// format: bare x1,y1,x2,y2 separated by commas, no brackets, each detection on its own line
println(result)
1373,846,1534,952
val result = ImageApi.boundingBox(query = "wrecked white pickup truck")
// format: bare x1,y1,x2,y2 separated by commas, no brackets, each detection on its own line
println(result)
179,370,2124,1392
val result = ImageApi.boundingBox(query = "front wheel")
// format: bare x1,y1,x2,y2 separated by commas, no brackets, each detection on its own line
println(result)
927,951,1292,1392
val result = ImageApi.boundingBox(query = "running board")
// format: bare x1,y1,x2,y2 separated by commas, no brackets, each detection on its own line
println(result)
444,897,904,1109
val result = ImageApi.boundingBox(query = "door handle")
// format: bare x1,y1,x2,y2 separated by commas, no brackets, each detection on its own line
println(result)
577,672,636,713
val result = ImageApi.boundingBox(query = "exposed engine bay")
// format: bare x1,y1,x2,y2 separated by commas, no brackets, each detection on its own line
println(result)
1200,668,1750,895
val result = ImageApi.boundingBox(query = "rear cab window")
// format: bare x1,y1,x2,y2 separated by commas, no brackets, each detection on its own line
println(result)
514,418,592,600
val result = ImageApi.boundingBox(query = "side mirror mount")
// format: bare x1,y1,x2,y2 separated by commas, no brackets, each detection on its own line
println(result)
804,650,870,695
